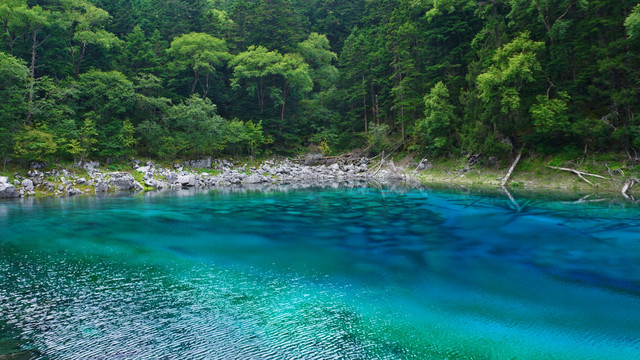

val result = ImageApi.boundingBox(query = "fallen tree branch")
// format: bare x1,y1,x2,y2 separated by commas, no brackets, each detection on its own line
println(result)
546,166,607,186
622,178,639,200
501,148,523,187
388,158,405,179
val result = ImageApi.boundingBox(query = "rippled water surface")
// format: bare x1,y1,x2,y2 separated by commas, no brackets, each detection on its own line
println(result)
1,187,640,359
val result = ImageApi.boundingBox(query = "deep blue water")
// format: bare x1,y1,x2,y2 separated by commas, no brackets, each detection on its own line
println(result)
1,187,640,359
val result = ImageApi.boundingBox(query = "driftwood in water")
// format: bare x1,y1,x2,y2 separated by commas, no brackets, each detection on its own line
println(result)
501,148,523,187
547,166,607,186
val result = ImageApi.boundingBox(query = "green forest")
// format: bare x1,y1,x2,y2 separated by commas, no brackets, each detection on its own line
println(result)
1,0,640,165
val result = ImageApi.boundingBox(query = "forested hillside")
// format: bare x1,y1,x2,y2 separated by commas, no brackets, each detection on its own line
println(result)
1,0,640,165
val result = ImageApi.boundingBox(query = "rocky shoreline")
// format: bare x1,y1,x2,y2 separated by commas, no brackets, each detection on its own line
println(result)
0,157,416,199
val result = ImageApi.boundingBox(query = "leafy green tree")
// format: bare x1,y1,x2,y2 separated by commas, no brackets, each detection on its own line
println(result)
168,32,230,96
19,4,56,125
339,27,375,132
120,25,155,76
230,45,284,114
0,0,29,55
507,0,586,44
68,115,98,161
625,3,640,40
221,119,249,155
118,119,136,157
476,32,545,143
202,7,235,40
0,51,29,166
272,53,313,122
13,125,58,163
414,81,457,155
306,0,366,52
297,33,338,91
75,70,135,157
161,95,227,158
367,123,391,155
60,0,120,76
227,0,308,52
530,91,570,135
29,76,77,158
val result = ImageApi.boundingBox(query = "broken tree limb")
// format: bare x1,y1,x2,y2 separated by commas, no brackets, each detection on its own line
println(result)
546,166,607,186
501,148,524,187
622,178,639,200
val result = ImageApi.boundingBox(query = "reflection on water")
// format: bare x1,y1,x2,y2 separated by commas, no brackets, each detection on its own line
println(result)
1,187,640,359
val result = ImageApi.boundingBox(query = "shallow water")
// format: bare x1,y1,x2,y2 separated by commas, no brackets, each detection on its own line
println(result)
1,187,639,359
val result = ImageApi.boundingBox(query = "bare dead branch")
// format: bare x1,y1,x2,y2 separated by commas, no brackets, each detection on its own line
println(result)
547,166,608,186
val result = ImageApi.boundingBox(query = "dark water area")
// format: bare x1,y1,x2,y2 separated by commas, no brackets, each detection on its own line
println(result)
1,187,639,359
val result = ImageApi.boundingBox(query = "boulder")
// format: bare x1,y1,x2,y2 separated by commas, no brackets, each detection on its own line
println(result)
29,161,47,169
94,181,110,193
417,158,433,171
82,161,100,172
244,174,265,184
67,188,83,196
107,172,143,191
0,182,19,198
164,172,178,185
185,158,212,169
145,178,168,189
178,174,197,187
75,178,86,185
21,179,34,192
0,176,7,183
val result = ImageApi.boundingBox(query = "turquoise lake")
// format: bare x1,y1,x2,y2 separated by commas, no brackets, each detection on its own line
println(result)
1,186,640,359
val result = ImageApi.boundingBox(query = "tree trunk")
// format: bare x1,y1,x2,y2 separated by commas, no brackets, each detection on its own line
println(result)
191,69,199,95
26,27,39,126
281,84,288,123
3,20,13,55
258,77,264,113
363,74,367,133
74,42,88,77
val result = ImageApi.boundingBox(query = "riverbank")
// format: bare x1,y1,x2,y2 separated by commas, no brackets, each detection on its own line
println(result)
413,155,639,198
0,153,638,200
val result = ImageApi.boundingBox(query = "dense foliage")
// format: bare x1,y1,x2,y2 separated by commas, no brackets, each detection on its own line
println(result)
1,0,639,163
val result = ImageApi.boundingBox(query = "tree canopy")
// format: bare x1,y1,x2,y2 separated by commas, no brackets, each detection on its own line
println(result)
0,0,639,163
